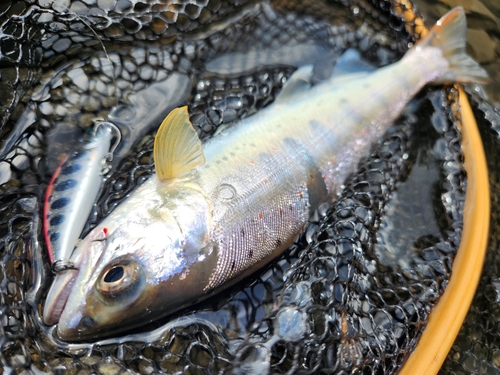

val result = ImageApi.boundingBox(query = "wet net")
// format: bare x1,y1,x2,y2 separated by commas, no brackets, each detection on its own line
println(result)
0,0,495,374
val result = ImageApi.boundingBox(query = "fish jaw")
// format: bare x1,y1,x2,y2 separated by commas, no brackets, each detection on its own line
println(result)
43,229,106,326
55,240,219,341
56,252,147,341
54,223,153,340
51,178,215,341
43,268,78,326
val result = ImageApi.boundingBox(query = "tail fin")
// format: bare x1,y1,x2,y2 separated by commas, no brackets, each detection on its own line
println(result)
418,7,490,84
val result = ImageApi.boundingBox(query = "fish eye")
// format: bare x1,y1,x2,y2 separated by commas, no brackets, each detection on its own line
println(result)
104,266,124,282
97,261,142,299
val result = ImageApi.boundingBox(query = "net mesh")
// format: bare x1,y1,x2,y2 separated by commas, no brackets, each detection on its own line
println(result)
438,89,500,375
0,0,495,374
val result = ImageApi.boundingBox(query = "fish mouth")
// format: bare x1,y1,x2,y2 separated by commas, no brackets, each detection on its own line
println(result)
42,269,79,326
43,229,108,329
42,252,88,326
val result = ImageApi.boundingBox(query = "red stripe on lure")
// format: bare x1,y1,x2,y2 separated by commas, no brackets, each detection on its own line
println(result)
44,154,69,264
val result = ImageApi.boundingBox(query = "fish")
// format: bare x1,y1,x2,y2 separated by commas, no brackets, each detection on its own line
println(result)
43,121,121,272
42,7,488,341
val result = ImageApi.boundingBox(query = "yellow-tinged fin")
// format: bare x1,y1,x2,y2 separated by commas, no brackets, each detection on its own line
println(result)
417,7,489,84
154,106,205,181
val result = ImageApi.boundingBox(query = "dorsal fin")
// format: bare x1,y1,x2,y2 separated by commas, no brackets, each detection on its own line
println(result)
276,65,314,103
154,106,205,181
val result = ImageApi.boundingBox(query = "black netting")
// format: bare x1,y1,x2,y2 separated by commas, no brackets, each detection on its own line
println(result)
438,90,500,375
0,0,494,374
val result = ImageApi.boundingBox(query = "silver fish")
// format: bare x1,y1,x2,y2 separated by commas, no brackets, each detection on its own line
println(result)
43,122,120,272
43,7,488,341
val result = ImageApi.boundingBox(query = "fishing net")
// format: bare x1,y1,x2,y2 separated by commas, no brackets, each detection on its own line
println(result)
438,90,500,375
0,0,496,374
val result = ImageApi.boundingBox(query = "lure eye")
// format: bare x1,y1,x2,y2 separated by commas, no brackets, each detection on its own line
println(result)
97,262,141,299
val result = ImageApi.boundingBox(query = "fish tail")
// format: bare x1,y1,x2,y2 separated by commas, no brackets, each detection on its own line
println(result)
418,7,489,84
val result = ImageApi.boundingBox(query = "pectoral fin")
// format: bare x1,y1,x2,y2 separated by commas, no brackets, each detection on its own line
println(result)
154,106,206,181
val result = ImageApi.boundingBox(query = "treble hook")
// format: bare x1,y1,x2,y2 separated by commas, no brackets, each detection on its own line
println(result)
51,260,79,274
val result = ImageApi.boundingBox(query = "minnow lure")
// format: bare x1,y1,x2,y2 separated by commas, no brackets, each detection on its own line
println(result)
43,7,488,341
43,121,121,272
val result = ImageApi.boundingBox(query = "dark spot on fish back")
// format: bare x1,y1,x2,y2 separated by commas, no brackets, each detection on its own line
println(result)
241,228,245,237
51,197,70,210
275,239,282,248
61,163,82,175
49,215,65,226
50,232,60,242
231,260,235,270
248,249,253,258
55,179,77,191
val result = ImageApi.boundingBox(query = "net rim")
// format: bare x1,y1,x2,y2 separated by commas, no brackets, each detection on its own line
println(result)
398,3,490,374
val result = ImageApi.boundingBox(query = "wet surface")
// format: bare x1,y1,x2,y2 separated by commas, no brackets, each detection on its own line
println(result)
0,0,497,374
411,1,500,374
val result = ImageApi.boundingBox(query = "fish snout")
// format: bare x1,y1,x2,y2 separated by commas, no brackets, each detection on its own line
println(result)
56,306,100,341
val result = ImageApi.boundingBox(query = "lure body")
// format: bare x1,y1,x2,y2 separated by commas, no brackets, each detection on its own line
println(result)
43,7,488,341
43,123,117,270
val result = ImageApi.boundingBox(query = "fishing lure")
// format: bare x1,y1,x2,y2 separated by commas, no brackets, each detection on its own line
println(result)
43,7,488,341
43,121,121,273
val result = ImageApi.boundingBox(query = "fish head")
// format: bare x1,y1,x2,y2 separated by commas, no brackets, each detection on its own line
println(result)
44,180,216,341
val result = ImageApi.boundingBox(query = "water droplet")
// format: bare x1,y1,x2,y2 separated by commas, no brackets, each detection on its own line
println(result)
492,279,500,302
217,184,236,200
274,307,307,341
